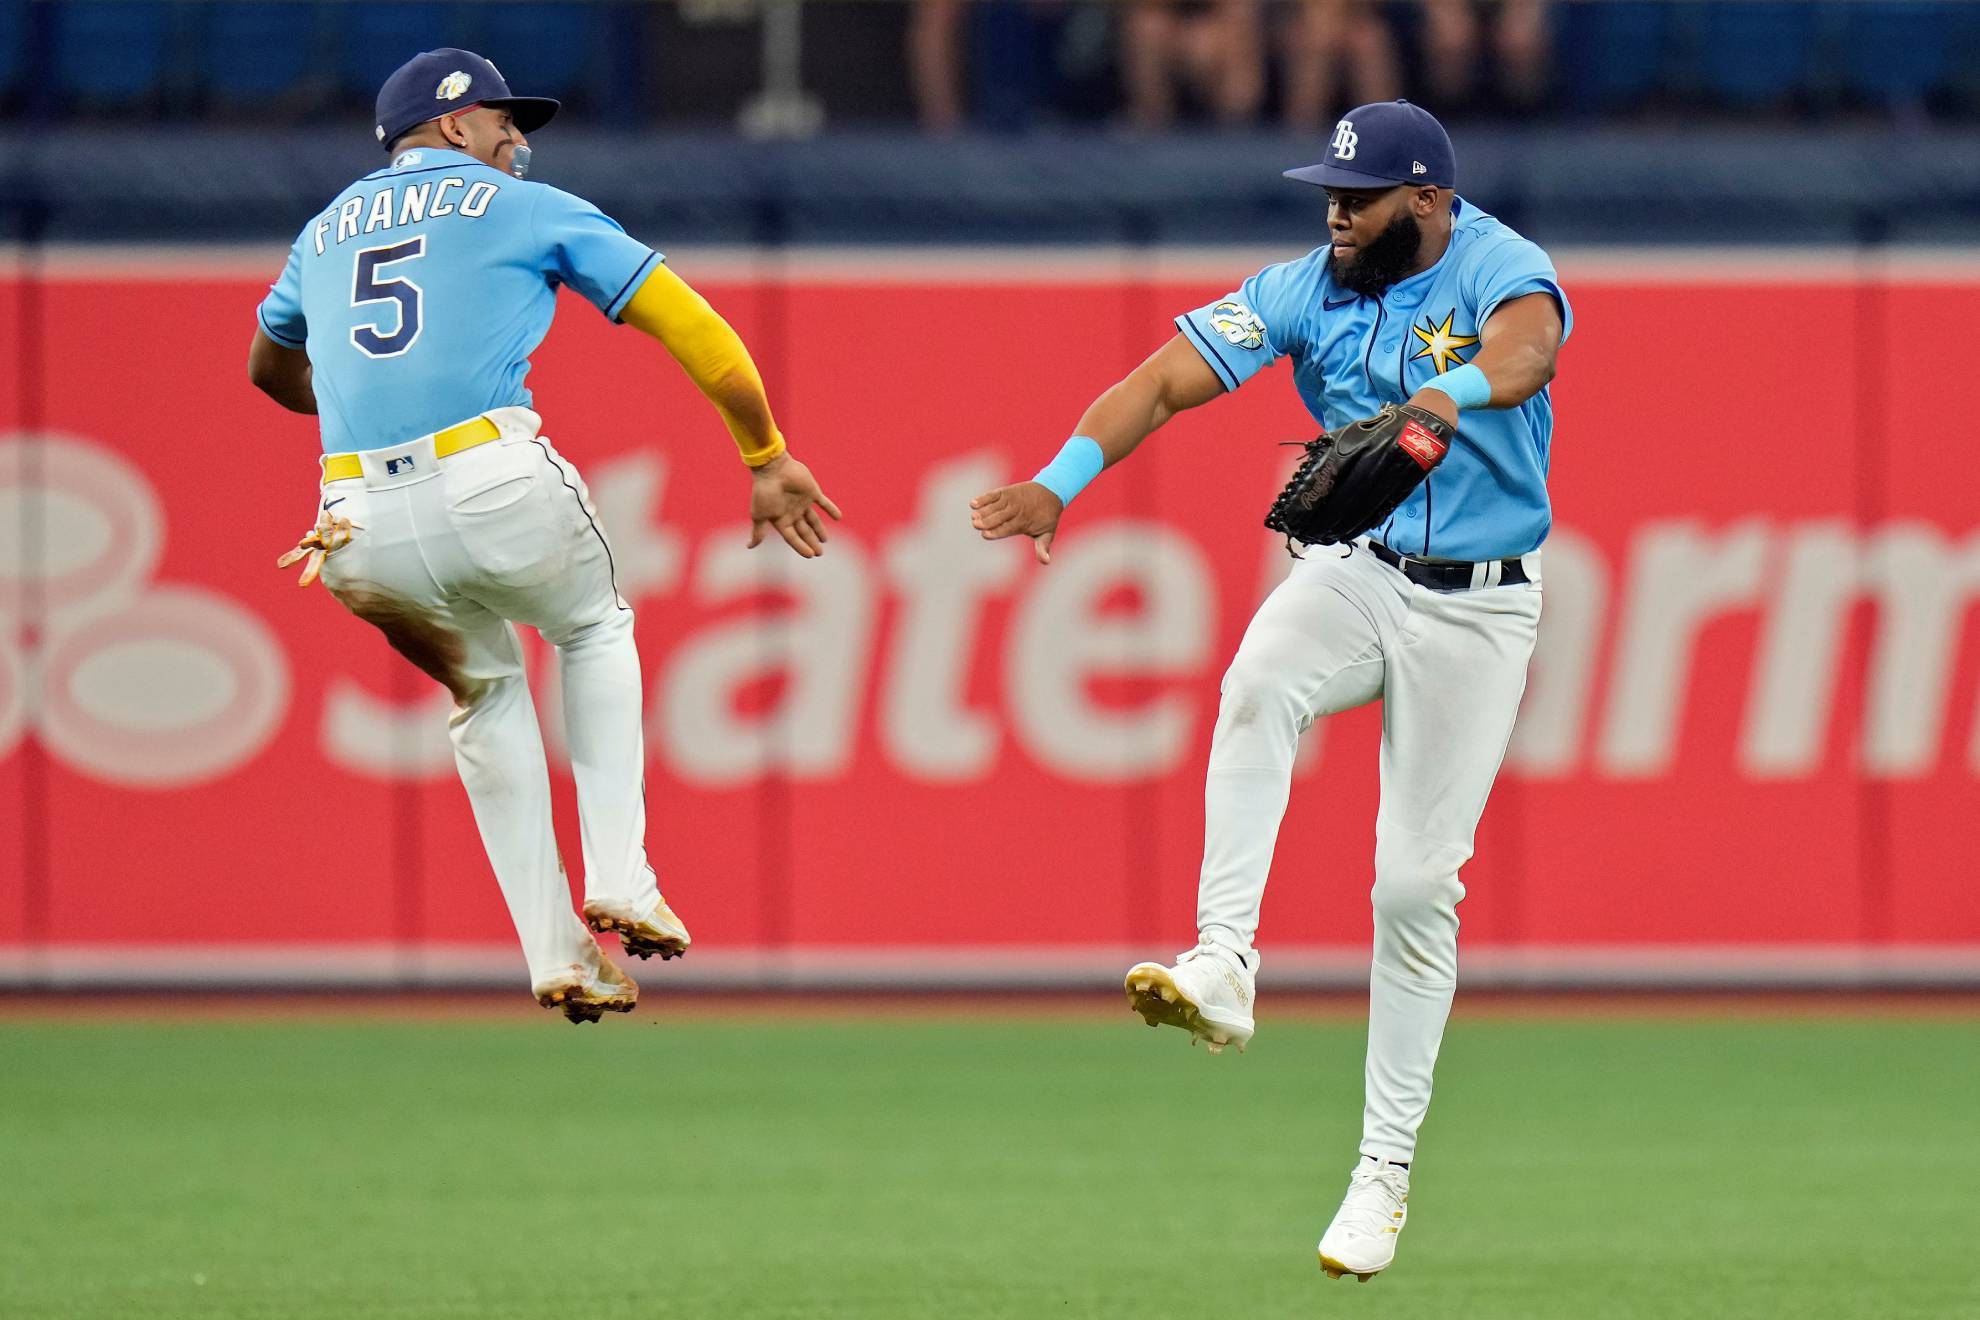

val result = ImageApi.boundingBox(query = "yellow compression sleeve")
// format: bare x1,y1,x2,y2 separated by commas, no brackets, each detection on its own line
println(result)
620,263,787,467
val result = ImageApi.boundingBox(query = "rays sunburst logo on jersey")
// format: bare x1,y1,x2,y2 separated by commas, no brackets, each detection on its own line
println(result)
1209,301,1266,350
1409,310,1479,373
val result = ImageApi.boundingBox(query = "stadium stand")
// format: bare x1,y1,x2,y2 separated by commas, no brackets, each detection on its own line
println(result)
0,0,25,105
1695,1,1820,108
198,3,325,107
1837,1,1949,109
479,3,600,104
52,1,176,109
9,2,1980,139
338,3,462,108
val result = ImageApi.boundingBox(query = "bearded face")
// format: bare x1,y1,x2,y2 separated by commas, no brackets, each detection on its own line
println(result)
1329,209,1425,298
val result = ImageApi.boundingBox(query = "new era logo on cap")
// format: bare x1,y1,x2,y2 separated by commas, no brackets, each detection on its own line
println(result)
1412,160,1427,175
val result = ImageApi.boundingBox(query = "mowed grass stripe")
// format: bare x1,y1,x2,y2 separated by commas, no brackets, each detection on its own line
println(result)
2,1017,1976,1319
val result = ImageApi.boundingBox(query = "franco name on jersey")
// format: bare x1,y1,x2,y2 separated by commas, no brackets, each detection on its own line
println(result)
310,155,501,255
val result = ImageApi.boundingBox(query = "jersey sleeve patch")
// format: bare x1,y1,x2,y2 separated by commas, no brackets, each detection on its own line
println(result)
1208,300,1267,350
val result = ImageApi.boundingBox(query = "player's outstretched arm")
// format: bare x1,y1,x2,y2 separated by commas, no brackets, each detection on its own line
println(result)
619,264,842,557
247,328,317,415
1405,291,1562,427
969,335,1223,564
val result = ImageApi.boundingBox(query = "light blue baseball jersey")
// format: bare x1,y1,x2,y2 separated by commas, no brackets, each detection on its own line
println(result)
1177,197,1571,562
257,147,661,454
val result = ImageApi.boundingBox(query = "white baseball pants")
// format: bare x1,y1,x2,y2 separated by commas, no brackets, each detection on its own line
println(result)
316,408,657,984
1195,541,1541,1163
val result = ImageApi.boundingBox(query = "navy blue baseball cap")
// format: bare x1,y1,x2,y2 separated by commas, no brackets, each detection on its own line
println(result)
374,48,559,151
1284,100,1455,190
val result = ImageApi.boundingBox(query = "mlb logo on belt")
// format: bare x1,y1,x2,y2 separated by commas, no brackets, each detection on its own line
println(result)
386,455,416,475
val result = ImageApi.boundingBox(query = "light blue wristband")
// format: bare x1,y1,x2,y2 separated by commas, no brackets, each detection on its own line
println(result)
1423,363,1492,410
1032,435,1106,507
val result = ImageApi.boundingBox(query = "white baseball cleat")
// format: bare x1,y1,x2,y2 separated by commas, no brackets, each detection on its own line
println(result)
531,950,639,1025
583,895,692,962
1317,1157,1411,1282
1122,942,1256,1054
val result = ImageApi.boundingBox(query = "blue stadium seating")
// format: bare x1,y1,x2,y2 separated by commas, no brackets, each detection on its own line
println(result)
18,0,1980,131
1554,3,1670,112
338,4,466,104
199,3,322,103
1696,2,1820,106
0,0,26,101
478,5,598,103
969,0,1048,132
1839,3,1950,106
52,2,173,106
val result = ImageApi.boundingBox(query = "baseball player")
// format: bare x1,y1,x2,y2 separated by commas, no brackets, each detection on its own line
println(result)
247,48,840,1023
970,101,1568,1280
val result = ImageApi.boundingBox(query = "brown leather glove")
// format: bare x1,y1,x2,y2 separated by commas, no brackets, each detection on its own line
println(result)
1264,402,1455,551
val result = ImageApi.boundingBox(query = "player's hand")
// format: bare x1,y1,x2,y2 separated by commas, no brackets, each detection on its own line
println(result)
969,480,1063,565
747,453,843,558
1404,387,1461,430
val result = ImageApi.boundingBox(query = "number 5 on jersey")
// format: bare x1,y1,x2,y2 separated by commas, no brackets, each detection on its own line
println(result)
350,237,425,357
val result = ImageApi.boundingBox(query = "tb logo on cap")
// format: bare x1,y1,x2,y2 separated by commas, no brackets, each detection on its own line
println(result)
1330,119,1358,161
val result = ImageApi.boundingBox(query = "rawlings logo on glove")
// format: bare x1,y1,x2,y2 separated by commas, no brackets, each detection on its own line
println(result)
1264,402,1455,552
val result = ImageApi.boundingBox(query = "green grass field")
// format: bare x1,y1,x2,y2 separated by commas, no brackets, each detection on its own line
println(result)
4,1006,1978,1319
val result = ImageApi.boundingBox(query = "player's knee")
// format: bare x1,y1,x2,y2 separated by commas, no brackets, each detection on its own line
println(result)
543,604,634,651
1217,656,1304,734
1370,831,1467,925
449,669,525,715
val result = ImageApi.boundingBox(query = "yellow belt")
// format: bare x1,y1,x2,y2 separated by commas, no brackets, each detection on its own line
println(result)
320,416,502,484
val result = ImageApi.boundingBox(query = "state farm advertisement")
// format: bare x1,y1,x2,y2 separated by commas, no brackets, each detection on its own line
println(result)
3,257,1977,978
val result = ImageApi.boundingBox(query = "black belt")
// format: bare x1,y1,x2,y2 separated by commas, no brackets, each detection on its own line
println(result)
1365,540,1530,592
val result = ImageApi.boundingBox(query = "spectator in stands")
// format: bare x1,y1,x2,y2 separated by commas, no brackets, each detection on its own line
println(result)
1121,0,1267,130
1279,0,1402,129
911,0,1088,134
1419,0,1551,110
910,0,969,133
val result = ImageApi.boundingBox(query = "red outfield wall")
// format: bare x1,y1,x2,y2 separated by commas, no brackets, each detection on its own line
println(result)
2,254,1977,982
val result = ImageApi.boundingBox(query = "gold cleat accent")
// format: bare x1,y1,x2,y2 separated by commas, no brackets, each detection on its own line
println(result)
533,955,638,1025
583,898,692,962
1123,964,1244,1053
1319,1254,1379,1283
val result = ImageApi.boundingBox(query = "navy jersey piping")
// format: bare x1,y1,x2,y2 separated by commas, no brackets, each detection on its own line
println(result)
1177,316,1239,391
1361,298,1387,398
1362,297,1392,547
258,305,305,348
606,251,662,323
1398,308,1432,555
531,439,631,612
361,162,504,184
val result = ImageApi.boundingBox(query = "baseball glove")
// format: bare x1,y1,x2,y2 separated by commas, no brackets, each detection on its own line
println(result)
1263,402,1455,550
277,509,355,587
